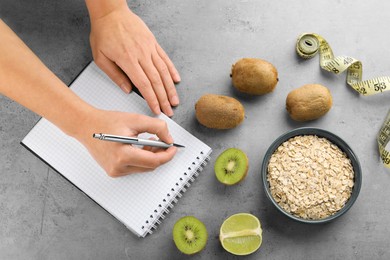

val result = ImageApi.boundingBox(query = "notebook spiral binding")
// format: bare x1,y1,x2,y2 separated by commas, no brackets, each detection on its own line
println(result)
141,150,212,236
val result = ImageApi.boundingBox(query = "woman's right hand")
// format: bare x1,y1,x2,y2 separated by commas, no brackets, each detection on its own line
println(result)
75,109,178,177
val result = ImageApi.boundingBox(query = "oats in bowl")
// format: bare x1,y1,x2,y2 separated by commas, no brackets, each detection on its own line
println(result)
267,135,354,220
261,128,362,223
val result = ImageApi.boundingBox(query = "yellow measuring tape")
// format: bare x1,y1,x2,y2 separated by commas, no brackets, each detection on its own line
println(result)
296,33,390,168
378,110,390,168
296,33,390,95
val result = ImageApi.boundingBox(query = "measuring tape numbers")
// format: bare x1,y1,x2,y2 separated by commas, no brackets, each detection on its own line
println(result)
378,110,390,168
296,33,390,95
296,33,390,168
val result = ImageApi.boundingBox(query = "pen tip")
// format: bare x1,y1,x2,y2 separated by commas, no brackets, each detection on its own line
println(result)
173,143,185,148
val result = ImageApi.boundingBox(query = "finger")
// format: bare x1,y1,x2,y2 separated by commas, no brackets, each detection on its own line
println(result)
112,144,174,176
132,116,173,144
111,166,153,178
117,58,161,114
146,146,167,153
152,52,180,107
156,44,181,83
120,146,177,169
140,59,173,117
94,53,132,93
142,145,154,152
142,137,159,152
109,165,152,177
137,137,171,155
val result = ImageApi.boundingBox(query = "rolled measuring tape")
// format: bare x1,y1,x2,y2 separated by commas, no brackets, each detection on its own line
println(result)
296,33,390,95
296,33,390,168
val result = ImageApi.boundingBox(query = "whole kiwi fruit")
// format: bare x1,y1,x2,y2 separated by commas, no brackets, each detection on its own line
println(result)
195,94,245,129
231,58,278,95
286,84,332,122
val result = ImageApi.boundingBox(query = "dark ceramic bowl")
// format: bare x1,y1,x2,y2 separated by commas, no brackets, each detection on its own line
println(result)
261,127,362,223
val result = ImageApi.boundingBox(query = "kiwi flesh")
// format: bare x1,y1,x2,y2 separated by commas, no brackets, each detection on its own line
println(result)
173,216,208,255
215,148,249,185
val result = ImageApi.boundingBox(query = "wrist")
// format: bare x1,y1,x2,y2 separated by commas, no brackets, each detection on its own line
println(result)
85,0,129,21
64,103,98,142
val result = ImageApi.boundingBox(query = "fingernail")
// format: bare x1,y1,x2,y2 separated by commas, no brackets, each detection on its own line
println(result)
171,95,179,106
168,109,173,117
167,107,174,117
154,109,161,115
120,83,131,93
152,105,161,115
173,73,181,83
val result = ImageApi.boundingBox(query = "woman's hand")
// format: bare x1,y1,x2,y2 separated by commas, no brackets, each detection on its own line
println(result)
76,109,178,177
0,16,178,178
88,1,181,117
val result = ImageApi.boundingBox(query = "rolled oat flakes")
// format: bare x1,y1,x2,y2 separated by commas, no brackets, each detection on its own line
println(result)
267,135,354,220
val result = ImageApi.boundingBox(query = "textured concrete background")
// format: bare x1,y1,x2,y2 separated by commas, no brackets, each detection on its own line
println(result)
1,0,390,259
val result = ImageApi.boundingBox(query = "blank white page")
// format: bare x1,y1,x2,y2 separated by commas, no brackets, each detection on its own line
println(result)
22,62,212,237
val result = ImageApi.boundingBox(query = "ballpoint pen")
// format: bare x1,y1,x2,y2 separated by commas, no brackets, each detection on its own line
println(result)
92,133,185,149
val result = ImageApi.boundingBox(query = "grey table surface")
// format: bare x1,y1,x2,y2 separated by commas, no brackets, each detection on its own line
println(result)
1,0,390,259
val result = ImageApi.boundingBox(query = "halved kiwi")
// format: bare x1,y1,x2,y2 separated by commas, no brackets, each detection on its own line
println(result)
215,148,249,185
172,216,208,255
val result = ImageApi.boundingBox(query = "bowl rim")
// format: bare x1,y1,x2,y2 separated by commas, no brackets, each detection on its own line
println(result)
261,127,362,224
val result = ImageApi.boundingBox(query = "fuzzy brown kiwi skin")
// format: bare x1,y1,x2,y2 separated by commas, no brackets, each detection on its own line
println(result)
231,58,278,95
286,84,332,122
195,94,245,129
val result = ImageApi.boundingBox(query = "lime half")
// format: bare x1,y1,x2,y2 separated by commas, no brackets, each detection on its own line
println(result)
219,213,262,256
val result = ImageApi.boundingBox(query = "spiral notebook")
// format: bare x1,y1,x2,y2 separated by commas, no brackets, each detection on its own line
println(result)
21,62,212,237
